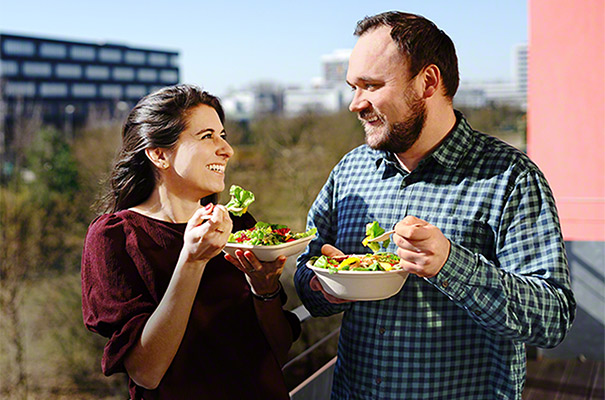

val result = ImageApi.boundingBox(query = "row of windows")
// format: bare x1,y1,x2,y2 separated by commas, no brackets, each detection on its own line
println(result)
4,81,164,99
2,38,178,67
1,60,178,83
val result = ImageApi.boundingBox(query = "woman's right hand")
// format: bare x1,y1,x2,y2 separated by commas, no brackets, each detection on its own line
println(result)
182,203,233,263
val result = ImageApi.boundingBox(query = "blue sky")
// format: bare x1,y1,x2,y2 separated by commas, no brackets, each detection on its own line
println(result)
1,0,527,97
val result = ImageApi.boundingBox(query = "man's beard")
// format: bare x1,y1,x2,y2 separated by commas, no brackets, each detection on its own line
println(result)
361,90,426,154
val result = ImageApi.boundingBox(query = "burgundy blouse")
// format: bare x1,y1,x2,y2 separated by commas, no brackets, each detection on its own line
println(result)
81,210,299,400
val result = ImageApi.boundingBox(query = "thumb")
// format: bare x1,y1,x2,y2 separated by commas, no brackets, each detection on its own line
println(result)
401,215,427,226
396,215,431,241
321,244,345,257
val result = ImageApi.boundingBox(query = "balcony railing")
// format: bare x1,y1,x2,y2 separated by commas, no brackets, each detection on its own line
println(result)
283,306,605,400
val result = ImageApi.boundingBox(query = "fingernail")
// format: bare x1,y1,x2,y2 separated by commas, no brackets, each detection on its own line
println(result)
205,203,213,210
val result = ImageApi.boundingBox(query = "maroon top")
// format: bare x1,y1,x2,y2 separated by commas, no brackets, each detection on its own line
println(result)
81,210,299,400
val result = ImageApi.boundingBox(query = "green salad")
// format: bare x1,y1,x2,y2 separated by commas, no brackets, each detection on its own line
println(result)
225,185,255,217
228,222,317,246
310,253,401,274
362,221,390,253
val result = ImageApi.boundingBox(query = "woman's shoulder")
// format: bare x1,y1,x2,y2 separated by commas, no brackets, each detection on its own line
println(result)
87,210,135,236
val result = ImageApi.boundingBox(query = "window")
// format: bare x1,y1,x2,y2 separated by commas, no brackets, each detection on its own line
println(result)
137,68,157,82
40,43,67,58
100,84,122,98
99,48,122,63
3,39,35,56
1,60,19,76
113,67,135,81
40,82,68,97
126,85,146,98
56,63,82,78
170,55,179,68
4,81,36,97
23,62,52,77
125,50,146,65
160,69,178,83
72,83,96,97
86,65,110,80
148,53,167,66
71,45,95,61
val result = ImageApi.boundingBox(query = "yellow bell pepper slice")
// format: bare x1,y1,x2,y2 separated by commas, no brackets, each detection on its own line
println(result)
338,257,360,269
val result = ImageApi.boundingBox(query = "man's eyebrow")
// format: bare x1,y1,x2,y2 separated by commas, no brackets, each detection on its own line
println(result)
347,76,378,86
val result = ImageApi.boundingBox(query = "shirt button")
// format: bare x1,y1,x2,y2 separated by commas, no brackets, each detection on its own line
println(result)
375,377,382,384
441,280,449,288
473,309,481,316
379,328,386,335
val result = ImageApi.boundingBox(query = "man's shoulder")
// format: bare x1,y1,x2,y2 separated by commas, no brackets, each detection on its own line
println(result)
471,131,537,172
338,144,381,166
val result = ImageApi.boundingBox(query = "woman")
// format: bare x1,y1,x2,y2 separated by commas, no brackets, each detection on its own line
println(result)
81,84,300,399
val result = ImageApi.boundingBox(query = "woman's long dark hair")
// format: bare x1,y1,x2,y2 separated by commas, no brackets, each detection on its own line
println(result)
99,84,225,213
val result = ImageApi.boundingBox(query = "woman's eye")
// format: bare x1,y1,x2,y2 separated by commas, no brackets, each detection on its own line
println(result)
201,133,212,140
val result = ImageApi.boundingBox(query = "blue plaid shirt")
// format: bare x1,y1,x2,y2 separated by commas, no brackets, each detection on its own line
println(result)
294,112,576,399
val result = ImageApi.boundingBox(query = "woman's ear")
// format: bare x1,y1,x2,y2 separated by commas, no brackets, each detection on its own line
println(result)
145,147,170,170
421,64,441,99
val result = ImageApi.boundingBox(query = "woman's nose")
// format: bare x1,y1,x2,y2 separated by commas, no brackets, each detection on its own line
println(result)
218,139,234,159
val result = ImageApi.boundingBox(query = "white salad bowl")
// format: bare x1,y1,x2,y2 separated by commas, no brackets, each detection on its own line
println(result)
307,258,409,301
224,234,316,262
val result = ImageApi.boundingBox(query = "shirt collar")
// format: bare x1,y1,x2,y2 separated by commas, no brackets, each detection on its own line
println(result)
426,110,475,170
372,110,475,172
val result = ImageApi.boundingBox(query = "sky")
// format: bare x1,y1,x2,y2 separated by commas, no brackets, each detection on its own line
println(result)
0,0,527,97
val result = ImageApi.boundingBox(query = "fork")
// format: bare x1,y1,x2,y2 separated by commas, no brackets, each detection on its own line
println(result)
366,230,395,242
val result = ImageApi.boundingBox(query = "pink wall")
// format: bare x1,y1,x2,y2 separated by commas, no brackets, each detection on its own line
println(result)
528,0,605,241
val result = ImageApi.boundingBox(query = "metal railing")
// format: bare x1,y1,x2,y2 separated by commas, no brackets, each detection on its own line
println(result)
284,305,339,399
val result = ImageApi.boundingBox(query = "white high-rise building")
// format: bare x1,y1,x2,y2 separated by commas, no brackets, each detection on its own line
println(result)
513,43,528,96
455,43,527,109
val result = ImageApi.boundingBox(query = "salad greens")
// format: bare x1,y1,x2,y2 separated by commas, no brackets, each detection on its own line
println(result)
362,221,390,253
225,185,255,216
228,222,317,246
310,253,401,274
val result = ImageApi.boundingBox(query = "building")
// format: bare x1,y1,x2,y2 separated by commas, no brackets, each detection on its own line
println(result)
455,43,528,109
282,49,352,116
528,0,604,361
321,49,351,86
0,32,180,153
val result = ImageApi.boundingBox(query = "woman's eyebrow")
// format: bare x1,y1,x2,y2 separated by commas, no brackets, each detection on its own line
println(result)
194,127,214,135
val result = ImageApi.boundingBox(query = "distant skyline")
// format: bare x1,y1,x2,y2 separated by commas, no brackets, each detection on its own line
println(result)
0,0,527,97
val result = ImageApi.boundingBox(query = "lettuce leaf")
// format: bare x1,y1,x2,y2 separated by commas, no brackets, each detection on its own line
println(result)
362,221,390,253
225,185,255,216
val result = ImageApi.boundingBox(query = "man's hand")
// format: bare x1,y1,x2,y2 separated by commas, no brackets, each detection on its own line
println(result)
309,244,352,304
393,215,451,278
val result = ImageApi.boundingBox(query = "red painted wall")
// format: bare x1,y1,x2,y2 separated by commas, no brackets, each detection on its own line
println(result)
528,0,605,241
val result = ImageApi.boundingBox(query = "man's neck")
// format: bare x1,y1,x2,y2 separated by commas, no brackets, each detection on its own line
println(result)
396,106,457,171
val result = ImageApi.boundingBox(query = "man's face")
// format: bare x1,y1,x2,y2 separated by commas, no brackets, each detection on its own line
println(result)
346,26,426,154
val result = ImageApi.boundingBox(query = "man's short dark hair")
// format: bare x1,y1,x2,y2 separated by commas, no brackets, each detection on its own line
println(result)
355,11,460,99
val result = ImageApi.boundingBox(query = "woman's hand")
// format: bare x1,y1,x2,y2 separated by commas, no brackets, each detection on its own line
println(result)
182,203,233,263
225,250,286,295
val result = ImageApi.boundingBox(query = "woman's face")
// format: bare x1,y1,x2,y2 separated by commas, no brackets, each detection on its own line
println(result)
164,104,234,200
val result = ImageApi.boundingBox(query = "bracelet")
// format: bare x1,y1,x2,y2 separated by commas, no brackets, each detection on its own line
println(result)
250,281,282,301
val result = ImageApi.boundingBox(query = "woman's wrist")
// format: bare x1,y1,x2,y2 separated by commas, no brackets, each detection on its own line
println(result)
250,281,282,301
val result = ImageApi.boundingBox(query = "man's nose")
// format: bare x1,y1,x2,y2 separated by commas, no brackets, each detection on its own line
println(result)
349,89,369,113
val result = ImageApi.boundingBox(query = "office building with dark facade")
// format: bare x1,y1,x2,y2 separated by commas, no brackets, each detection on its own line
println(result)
0,32,180,154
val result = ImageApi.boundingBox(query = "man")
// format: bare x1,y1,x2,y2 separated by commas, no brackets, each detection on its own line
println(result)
294,11,575,400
